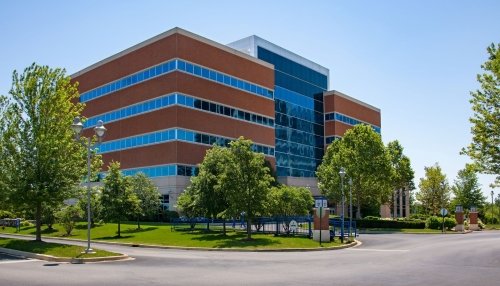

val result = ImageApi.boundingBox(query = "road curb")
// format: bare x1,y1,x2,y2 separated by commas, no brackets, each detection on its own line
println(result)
0,247,129,264
1,232,358,252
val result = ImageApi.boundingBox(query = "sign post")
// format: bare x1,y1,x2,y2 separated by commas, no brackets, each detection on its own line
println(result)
313,199,329,244
440,208,448,233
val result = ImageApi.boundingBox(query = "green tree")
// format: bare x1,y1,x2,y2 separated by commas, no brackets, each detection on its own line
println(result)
0,64,91,241
221,137,274,240
101,161,140,237
267,185,314,217
387,140,415,191
317,125,393,218
76,186,103,227
416,164,450,215
129,172,161,229
176,187,201,219
56,205,83,236
178,145,230,232
451,164,486,210
462,43,500,186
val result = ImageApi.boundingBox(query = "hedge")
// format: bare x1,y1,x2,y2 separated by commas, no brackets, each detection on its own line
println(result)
355,219,425,229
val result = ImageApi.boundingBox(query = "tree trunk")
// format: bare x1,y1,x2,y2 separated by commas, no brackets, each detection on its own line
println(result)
223,220,226,236
118,221,121,237
246,217,252,240
35,201,42,242
137,217,141,230
356,202,362,219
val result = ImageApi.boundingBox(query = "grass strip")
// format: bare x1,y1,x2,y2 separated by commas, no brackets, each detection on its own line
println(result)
0,237,120,258
1,222,344,249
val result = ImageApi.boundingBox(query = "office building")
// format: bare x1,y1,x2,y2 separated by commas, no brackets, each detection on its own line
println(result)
72,28,381,210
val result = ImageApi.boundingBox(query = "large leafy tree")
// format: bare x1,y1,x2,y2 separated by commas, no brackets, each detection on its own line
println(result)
451,164,486,210
387,140,415,191
267,185,314,217
129,172,161,229
178,145,231,233
221,137,274,240
101,161,140,237
0,64,89,241
416,164,450,215
317,124,393,218
462,43,500,186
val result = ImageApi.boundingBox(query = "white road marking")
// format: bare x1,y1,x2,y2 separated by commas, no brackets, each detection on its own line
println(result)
0,259,39,264
349,248,409,252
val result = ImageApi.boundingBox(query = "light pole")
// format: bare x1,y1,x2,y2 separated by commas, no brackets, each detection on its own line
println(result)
440,181,445,234
491,190,495,222
349,178,352,240
339,167,346,243
71,117,106,254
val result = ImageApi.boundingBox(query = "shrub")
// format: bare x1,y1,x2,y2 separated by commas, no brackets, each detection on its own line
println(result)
356,219,425,229
56,206,83,236
426,216,456,230
363,216,380,220
410,214,428,220
0,210,14,219
21,221,33,227
162,210,179,222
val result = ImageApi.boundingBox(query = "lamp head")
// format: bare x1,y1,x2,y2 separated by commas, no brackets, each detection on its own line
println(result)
339,167,346,179
71,117,84,139
94,120,107,142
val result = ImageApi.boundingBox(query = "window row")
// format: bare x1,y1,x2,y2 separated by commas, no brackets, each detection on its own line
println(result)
81,60,177,102
276,166,316,178
325,112,381,134
176,60,273,99
276,71,326,101
97,128,275,156
275,139,324,160
121,164,198,178
325,136,341,144
275,126,324,149
177,94,274,127
80,59,274,103
275,112,324,136
84,93,273,129
274,86,323,113
257,47,328,89
275,99,323,124
276,152,321,173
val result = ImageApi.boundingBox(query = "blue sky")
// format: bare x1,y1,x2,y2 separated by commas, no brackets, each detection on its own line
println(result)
1,0,498,198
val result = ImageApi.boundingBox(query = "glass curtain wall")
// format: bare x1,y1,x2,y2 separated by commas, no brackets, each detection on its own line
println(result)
257,47,327,177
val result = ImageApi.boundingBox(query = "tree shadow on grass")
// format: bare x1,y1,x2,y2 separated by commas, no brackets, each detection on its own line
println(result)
185,231,280,248
95,235,133,240
75,224,105,230
121,227,158,234
27,228,59,235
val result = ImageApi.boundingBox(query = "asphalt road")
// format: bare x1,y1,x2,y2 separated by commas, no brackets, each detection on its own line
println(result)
0,231,499,286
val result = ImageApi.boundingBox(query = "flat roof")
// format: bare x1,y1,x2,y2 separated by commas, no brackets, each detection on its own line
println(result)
71,27,274,78
324,90,380,112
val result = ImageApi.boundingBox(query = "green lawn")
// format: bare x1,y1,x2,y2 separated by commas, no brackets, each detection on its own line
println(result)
0,237,120,258
1,222,343,249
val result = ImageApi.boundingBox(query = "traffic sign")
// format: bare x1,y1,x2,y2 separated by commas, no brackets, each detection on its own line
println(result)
440,208,448,217
315,199,327,208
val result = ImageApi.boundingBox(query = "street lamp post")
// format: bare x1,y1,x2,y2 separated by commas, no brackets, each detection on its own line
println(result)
71,117,106,254
349,178,353,240
440,182,445,234
491,190,495,222
339,167,346,243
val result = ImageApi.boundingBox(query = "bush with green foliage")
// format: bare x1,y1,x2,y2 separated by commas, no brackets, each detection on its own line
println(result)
356,219,425,229
56,205,83,236
0,210,14,219
425,216,456,230
162,210,180,222
363,216,380,220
